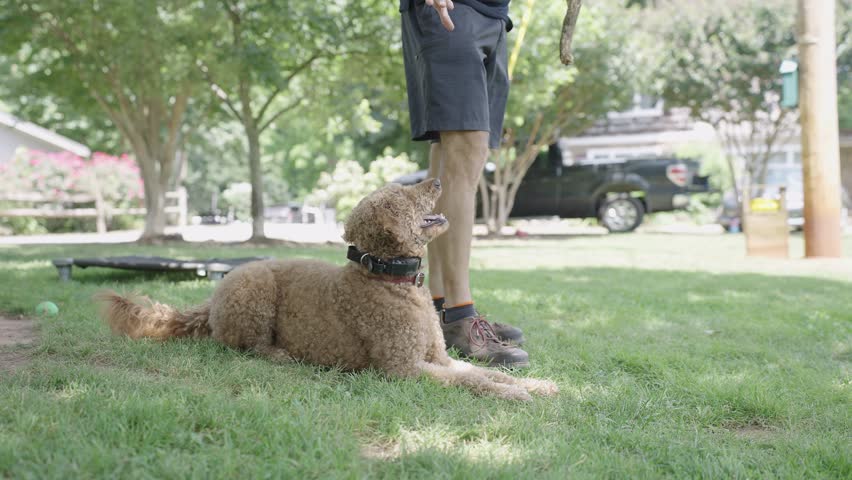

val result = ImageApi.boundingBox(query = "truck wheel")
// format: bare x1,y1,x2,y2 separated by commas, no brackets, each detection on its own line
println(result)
599,196,644,233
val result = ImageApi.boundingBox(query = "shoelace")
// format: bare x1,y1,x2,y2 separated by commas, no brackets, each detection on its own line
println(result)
467,315,503,349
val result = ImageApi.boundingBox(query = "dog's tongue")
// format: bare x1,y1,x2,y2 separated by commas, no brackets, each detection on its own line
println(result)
420,214,447,228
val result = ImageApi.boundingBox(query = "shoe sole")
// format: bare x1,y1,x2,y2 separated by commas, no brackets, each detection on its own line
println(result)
456,352,530,369
489,360,530,369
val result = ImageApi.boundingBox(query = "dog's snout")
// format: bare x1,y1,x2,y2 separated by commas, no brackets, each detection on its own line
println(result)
433,179,441,190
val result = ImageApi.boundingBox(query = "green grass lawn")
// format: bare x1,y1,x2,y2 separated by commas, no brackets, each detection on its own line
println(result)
0,234,850,478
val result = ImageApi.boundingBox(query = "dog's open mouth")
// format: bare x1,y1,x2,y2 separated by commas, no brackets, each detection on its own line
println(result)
420,213,447,228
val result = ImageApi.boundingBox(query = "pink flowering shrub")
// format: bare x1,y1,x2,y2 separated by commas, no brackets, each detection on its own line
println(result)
0,149,144,205
0,148,144,234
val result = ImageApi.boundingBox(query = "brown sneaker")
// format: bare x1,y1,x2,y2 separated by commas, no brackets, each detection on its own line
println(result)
434,311,526,345
441,314,530,368
492,322,525,346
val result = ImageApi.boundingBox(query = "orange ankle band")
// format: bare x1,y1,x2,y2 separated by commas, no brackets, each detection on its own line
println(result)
448,301,474,309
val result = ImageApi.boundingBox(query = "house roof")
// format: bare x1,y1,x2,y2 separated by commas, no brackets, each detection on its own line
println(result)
0,110,91,157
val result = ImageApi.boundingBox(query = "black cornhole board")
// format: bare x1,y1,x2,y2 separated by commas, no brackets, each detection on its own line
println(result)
51,256,269,282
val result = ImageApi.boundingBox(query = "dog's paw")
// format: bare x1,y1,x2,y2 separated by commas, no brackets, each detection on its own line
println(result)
497,385,533,402
520,378,559,397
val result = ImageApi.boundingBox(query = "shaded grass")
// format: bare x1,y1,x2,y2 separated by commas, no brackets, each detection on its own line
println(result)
0,237,850,478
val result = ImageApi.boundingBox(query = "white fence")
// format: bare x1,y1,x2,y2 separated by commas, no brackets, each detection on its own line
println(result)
0,187,188,233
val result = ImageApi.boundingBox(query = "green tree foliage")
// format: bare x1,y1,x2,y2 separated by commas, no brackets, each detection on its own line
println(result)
183,121,291,219
0,1,209,240
480,0,637,233
236,1,415,206
305,151,417,221
837,0,852,130
270,54,430,199
0,55,122,153
197,0,397,240
0,0,409,234
658,1,798,200
263,98,398,202
183,120,251,215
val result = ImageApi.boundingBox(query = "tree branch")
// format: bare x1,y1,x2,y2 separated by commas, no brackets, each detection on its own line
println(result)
560,0,582,65
252,52,323,125
165,83,191,166
283,52,324,84
254,86,282,124
221,94,245,123
259,98,303,133
198,61,245,123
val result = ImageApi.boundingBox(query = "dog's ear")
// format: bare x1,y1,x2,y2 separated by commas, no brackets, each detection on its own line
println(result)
342,194,389,249
378,216,408,250
342,203,368,246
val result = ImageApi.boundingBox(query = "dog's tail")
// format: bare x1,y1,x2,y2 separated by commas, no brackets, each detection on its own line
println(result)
95,291,211,340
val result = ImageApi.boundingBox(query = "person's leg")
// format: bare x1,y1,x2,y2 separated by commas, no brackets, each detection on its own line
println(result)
427,142,445,299
432,130,528,368
433,130,489,307
401,3,526,364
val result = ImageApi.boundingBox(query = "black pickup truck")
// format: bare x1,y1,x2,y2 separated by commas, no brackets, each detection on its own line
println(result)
395,150,710,232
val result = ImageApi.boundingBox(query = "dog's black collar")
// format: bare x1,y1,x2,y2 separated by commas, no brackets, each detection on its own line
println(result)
347,246,424,285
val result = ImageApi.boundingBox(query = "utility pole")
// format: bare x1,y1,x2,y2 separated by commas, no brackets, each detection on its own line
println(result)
797,0,843,257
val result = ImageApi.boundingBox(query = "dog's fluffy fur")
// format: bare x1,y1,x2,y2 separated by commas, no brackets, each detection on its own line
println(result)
98,180,557,401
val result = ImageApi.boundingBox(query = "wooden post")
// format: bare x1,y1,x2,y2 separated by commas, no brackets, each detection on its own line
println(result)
92,182,107,234
177,187,188,227
797,0,843,257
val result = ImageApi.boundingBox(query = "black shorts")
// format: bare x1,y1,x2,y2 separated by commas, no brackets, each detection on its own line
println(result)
401,3,509,149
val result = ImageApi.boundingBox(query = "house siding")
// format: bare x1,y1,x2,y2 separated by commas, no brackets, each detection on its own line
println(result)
0,126,73,164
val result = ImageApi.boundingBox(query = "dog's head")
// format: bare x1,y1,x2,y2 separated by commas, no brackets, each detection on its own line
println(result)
343,178,448,258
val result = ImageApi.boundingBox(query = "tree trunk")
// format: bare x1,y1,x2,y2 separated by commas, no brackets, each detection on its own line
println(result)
478,176,495,234
480,138,550,236
246,125,265,240
496,183,509,234
724,153,740,208
139,161,169,240
141,192,167,239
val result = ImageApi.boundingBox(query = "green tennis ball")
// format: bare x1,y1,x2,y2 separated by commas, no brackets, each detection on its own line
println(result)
35,301,59,317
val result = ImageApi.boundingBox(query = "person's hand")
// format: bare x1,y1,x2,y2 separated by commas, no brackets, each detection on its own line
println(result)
426,0,455,31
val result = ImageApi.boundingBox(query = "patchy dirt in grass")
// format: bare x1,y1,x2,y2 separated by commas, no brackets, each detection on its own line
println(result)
732,425,779,441
360,440,402,461
721,422,781,441
0,315,37,374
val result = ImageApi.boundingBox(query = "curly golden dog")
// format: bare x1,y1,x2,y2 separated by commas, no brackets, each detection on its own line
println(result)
98,179,557,401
